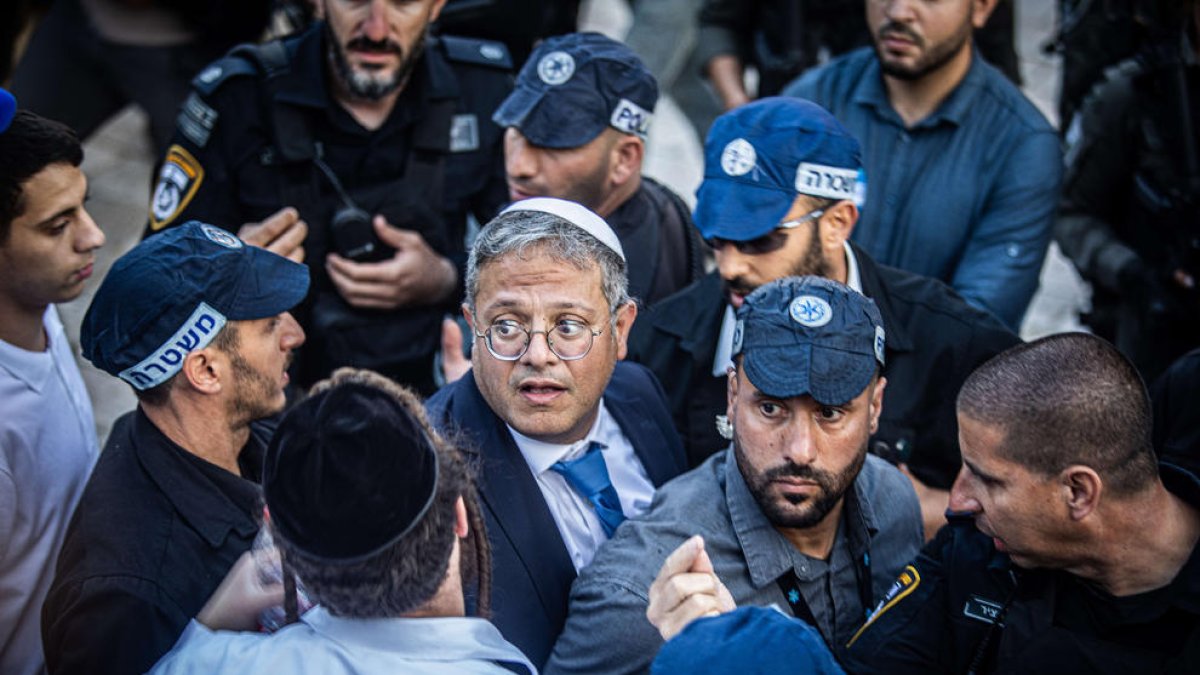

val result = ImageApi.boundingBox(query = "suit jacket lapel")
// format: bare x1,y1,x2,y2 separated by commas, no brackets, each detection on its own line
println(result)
606,382,679,487
457,377,578,619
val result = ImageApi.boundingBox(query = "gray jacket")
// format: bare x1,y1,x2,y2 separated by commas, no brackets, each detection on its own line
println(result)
545,449,922,674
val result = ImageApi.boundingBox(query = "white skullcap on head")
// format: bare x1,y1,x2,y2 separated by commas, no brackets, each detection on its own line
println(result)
500,197,626,262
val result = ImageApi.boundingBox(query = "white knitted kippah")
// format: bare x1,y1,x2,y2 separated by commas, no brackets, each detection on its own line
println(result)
500,197,626,262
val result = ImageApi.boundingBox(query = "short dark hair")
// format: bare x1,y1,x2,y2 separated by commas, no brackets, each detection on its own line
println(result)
0,110,83,242
957,333,1158,495
276,369,492,618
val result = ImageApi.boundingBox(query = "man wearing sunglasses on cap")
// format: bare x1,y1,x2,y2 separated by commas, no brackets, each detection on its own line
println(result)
627,97,1019,538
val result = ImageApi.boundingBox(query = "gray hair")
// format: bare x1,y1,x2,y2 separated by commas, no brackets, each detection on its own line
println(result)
464,209,631,316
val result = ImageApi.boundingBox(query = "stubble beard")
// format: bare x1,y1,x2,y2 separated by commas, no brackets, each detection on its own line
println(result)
326,24,425,102
873,18,973,82
733,433,867,530
721,220,832,305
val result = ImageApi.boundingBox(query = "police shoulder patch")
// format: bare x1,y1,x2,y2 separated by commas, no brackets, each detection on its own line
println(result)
846,564,921,648
150,145,205,232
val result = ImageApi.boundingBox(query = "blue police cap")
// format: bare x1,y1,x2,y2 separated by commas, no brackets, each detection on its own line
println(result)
733,276,885,404
0,88,15,134
695,97,865,242
492,32,658,149
651,607,846,675
81,222,310,390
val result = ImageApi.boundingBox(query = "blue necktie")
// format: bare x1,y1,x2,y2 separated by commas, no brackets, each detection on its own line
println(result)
551,441,626,538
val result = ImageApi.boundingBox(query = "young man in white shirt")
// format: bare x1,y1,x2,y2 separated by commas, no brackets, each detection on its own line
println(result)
0,90,106,675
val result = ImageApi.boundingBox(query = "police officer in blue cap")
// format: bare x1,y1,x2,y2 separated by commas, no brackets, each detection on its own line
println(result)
547,276,922,674
42,222,308,675
627,97,1019,537
493,32,705,307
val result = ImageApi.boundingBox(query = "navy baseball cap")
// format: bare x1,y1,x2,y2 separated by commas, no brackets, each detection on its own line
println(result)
81,222,310,390
492,32,658,149
652,607,845,675
733,276,885,404
0,88,15,133
695,97,865,242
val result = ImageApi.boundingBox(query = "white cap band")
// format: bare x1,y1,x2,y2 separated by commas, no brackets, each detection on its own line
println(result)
500,197,626,262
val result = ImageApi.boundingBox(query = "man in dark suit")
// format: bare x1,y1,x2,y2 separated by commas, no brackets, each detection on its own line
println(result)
426,197,687,669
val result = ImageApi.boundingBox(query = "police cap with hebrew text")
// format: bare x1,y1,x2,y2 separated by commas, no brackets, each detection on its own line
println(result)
81,222,309,390
733,276,884,405
493,32,658,149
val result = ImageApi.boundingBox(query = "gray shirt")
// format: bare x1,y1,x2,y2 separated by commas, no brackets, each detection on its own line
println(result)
545,450,922,674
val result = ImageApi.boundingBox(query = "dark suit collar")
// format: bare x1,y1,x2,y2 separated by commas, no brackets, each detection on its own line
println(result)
604,362,688,485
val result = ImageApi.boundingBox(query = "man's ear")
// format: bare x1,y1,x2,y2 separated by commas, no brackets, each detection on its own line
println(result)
180,347,224,396
726,365,740,420
818,200,857,257
971,0,999,30
454,496,469,538
613,300,639,360
868,375,887,435
1061,465,1103,521
609,135,645,187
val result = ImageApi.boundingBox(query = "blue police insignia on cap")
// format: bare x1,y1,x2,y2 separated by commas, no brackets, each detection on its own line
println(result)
721,138,756,176
537,51,575,85
874,325,886,365
789,295,832,328
201,224,243,249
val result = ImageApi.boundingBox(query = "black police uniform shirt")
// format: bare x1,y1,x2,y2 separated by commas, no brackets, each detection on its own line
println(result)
144,23,512,391
626,242,1020,483
841,462,1200,674
605,176,706,307
41,409,270,675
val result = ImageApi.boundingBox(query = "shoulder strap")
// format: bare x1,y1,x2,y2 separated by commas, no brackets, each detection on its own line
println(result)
436,34,513,70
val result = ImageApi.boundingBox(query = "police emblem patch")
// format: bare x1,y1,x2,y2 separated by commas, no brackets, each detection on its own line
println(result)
846,564,921,648
537,51,575,85
200,224,242,249
789,295,833,328
150,145,205,231
720,138,756,176
450,114,480,153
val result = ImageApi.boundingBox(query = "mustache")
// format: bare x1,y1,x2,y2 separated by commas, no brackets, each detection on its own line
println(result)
346,36,403,55
761,462,833,485
723,276,757,298
878,21,923,47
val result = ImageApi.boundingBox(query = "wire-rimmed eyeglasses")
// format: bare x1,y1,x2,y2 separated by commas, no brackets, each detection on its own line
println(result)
474,319,604,361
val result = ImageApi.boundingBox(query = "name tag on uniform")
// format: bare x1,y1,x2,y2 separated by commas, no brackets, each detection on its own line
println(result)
962,595,1006,626
450,114,479,153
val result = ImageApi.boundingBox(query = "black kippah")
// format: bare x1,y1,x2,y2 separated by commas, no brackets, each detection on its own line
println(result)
263,383,440,562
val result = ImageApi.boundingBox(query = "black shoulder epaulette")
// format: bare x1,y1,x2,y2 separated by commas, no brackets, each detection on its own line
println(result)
190,53,261,97
437,34,513,70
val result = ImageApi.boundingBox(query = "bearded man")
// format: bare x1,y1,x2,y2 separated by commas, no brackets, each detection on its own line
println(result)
544,276,922,674
143,0,512,394
783,0,1060,330
41,222,308,675
628,98,1018,537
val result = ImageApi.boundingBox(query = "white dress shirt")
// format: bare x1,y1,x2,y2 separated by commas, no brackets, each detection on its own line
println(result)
509,402,655,571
